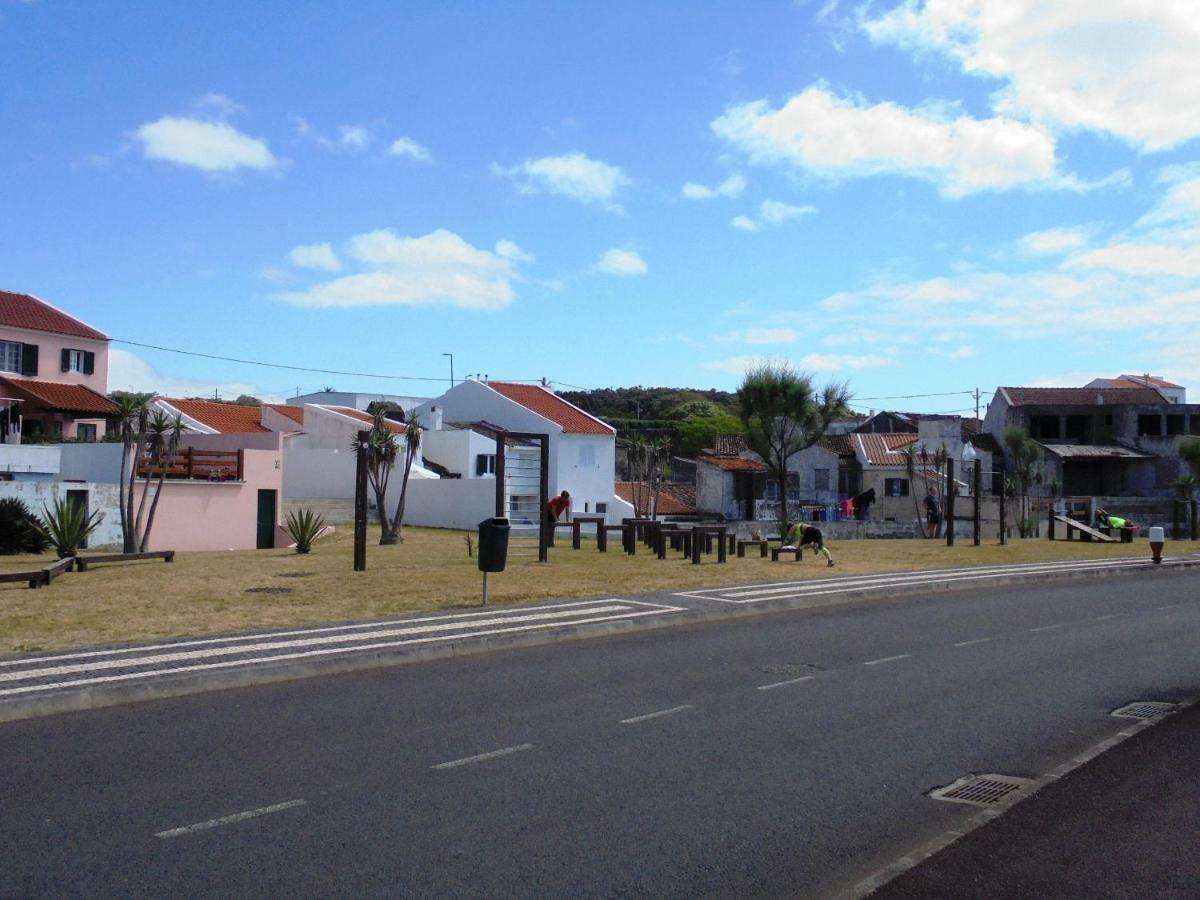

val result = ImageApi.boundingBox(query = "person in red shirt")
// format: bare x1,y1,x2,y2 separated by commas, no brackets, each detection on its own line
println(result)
545,490,571,546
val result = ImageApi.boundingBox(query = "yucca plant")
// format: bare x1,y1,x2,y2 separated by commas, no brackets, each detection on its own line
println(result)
284,508,327,554
0,497,50,555
36,497,104,559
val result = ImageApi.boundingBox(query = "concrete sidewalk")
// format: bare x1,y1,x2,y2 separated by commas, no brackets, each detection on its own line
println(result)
870,700,1200,899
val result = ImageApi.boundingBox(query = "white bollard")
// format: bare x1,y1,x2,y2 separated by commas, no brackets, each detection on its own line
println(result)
1149,526,1164,564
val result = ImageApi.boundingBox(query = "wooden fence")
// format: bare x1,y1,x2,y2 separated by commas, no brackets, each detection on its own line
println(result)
135,447,244,481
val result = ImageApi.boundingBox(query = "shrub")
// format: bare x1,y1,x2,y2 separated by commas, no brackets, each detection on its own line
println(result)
36,497,103,559
0,498,50,555
284,508,327,554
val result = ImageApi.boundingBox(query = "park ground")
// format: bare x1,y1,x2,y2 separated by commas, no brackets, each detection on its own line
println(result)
2,527,1196,654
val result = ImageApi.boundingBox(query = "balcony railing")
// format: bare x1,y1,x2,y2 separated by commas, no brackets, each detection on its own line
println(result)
136,447,244,481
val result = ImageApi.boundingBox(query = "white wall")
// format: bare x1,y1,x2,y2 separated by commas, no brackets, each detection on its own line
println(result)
422,428,498,478
557,433,616,519
0,480,123,547
0,444,61,476
59,442,123,482
283,448,356,499
403,477,497,531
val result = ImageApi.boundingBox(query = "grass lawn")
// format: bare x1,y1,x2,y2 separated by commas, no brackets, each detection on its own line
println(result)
1,526,1194,654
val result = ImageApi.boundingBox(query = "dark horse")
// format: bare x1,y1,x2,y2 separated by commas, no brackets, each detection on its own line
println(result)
851,487,876,521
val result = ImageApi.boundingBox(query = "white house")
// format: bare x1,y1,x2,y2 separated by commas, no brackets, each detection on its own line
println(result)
411,380,618,521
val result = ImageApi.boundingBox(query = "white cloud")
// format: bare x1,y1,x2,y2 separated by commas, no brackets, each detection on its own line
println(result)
942,344,977,360
717,327,800,344
595,247,647,277
277,228,527,310
862,0,1200,152
681,173,747,200
389,136,432,162
797,353,897,371
288,242,341,271
338,126,370,150
703,355,766,375
495,152,630,211
134,116,277,173
712,85,1058,197
732,199,817,231
107,349,265,400
1021,227,1090,255
495,239,534,262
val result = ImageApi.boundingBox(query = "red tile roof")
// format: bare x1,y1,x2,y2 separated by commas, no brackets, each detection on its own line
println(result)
819,433,855,456
698,454,768,472
265,403,305,425
1115,374,1183,389
0,290,108,341
856,432,918,466
325,405,406,434
486,382,614,435
1001,387,1168,406
0,377,117,414
615,481,696,515
162,399,269,433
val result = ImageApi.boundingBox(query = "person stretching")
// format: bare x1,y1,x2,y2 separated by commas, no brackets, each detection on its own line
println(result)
784,522,835,567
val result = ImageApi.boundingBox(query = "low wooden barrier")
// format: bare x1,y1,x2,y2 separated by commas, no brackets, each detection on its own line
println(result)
75,550,176,572
0,556,76,589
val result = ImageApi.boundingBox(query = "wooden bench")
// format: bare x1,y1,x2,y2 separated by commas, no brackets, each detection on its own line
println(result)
771,546,803,562
598,525,625,553
75,550,176,572
737,539,769,559
571,515,605,550
690,525,728,564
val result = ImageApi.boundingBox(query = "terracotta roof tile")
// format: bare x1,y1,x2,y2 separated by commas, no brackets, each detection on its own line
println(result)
486,382,614,435
698,454,768,472
820,433,855,456
0,290,108,341
856,433,918,467
162,399,269,433
324,406,407,434
615,481,696,515
1002,386,1168,406
1116,374,1183,389
265,403,305,425
0,377,117,414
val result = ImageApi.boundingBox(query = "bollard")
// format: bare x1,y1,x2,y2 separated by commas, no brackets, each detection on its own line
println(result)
1149,526,1164,564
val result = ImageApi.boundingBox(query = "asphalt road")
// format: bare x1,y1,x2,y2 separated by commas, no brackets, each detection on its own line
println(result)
2,568,1198,898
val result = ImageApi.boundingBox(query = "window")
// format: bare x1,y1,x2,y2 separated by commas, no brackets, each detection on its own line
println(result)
884,477,909,497
0,341,21,374
1030,415,1060,439
1137,414,1163,436
475,453,496,476
1166,415,1185,436
60,349,95,375
1064,416,1088,441
76,423,97,442
578,443,596,467
596,502,607,514
1190,416,1200,436
813,468,831,492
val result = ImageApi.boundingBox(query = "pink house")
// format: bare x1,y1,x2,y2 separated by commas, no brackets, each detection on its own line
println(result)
0,290,115,441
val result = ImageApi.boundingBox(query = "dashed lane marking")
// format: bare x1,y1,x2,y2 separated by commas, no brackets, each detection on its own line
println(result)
432,744,535,770
155,799,307,839
620,705,694,724
757,675,815,691
953,637,993,647
864,654,912,666
1030,623,1064,632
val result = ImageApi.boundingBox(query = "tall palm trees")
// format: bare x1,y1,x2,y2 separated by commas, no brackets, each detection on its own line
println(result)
114,396,184,552
354,408,423,545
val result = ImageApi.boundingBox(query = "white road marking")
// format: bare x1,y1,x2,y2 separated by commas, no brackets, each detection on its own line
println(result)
756,675,815,691
620,704,693,724
432,744,535,770
864,654,912,666
1094,614,1119,621
954,638,993,647
1030,623,1064,632
0,607,681,699
154,799,307,839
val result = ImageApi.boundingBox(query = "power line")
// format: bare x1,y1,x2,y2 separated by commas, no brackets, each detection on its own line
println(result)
852,390,978,401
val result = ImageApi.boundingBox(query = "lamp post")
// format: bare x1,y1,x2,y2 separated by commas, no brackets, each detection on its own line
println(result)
962,442,980,546
441,352,455,387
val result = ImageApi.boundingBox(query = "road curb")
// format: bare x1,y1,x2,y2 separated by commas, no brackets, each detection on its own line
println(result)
2,555,1198,724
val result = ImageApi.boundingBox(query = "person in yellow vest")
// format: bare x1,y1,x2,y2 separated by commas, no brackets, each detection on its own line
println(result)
1097,509,1133,530
783,522,835,567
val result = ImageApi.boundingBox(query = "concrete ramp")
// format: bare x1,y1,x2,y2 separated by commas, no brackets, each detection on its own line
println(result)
1054,515,1117,542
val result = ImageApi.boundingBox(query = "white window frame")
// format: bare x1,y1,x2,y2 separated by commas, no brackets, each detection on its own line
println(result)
65,349,85,372
0,341,21,374
578,443,596,467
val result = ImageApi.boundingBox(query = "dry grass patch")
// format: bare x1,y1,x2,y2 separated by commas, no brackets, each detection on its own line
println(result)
1,527,1194,654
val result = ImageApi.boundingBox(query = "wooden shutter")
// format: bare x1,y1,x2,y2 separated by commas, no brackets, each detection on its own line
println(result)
476,454,487,476
83,351,95,375
20,344,38,377
61,349,71,372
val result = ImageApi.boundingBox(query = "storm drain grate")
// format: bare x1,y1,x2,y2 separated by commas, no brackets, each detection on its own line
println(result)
929,774,1032,807
1111,701,1177,720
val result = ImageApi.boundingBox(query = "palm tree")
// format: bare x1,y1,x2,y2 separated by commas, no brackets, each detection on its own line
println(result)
1003,426,1040,537
901,445,930,537
737,362,850,534
140,412,185,551
384,418,424,544
352,409,400,543
1179,439,1200,478
113,394,150,552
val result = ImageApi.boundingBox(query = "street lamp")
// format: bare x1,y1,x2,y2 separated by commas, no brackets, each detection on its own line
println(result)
441,352,454,388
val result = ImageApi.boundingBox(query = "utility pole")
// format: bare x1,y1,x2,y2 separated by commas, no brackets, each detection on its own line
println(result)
441,353,454,387
974,387,981,422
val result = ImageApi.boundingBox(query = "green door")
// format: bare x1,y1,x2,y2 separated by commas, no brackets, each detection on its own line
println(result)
66,490,89,549
256,489,277,550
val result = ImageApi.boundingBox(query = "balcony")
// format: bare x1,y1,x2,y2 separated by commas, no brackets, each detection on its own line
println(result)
136,447,244,481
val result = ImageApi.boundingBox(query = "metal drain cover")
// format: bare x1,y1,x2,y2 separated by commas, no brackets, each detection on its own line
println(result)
1111,701,1177,720
930,774,1032,807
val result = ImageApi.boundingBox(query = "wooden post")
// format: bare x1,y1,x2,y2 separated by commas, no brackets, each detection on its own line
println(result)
538,435,549,563
717,527,727,563
1192,499,1199,542
999,478,1007,545
946,458,956,547
1172,499,1181,541
493,430,505,517
236,448,244,481
186,447,194,480
353,430,368,572
973,459,981,546
691,526,701,564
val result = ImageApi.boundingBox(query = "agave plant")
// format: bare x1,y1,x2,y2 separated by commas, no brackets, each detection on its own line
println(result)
36,497,104,559
284,508,327,554
0,497,50,555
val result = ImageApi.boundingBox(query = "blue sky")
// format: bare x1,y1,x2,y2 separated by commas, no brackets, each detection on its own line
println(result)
3,1,1199,415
